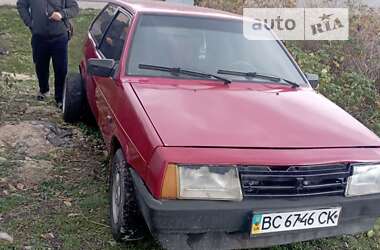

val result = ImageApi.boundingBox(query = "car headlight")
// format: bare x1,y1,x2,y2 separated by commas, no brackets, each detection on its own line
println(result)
161,164,243,201
345,163,380,197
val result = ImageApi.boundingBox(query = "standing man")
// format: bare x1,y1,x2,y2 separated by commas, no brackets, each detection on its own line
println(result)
17,0,79,108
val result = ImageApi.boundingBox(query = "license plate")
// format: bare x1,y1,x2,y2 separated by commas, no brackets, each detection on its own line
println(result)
251,207,341,235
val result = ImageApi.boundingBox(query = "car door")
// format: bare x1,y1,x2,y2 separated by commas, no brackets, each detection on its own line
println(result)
92,10,133,144
84,4,118,119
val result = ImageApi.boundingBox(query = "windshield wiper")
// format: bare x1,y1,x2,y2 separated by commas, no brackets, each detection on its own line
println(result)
139,64,231,85
217,69,300,88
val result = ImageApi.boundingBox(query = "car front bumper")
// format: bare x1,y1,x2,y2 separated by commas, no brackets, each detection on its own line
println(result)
131,170,380,250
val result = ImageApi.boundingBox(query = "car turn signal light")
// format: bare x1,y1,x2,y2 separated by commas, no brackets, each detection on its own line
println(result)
161,164,178,199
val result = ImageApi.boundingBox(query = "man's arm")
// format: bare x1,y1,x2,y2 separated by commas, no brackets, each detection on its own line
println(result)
61,0,80,19
16,0,32,29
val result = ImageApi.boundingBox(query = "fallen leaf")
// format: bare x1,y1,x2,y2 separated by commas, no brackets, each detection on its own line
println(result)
8,184,16,191
0,232,13,243
16,183,25,190
68,213,80,217
41,232,55,240
63,200,72,207
367,230,375,238
108,240,117,247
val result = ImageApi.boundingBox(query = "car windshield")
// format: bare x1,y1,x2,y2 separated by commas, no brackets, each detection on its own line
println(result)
127,14,307,86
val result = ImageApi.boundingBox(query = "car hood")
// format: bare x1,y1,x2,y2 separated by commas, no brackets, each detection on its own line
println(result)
131,82,380,148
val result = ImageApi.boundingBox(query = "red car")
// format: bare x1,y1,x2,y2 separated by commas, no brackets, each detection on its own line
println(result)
62,1,380,249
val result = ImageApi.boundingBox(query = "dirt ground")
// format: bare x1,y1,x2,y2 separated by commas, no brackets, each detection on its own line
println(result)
0,74,162,249
0,6,379,250
0,8,159,249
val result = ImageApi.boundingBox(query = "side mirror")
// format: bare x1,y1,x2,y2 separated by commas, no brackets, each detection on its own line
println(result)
87,58,115,78
305,73,319,89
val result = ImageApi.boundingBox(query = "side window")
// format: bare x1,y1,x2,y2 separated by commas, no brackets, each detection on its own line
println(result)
99,12,131,61
90,4,118,45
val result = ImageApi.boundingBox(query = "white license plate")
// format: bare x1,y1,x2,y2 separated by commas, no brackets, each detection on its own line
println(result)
251,207,341,235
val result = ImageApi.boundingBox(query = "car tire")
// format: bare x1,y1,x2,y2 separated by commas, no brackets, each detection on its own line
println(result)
63,72,86,123
110,149,145,242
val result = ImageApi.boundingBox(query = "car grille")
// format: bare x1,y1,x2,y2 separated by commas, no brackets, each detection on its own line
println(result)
239,164,351,198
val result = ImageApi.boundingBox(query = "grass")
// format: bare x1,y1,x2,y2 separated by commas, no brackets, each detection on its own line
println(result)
0,8,97,74
0,7,160,249
0,5,379,250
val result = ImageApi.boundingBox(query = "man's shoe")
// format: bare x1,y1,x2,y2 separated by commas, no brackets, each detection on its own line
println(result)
37,91,48,101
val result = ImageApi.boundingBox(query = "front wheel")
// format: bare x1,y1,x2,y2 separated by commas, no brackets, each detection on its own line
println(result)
63,72,85,123
110,149,145,241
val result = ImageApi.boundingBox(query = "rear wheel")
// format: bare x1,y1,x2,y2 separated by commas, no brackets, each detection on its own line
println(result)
110,149,145,241
63,73,85,123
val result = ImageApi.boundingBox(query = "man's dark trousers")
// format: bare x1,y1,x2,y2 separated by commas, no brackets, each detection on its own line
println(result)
32,33,68,103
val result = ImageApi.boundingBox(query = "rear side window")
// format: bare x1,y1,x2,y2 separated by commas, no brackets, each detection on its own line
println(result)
99,12,131,61
90,4,118,45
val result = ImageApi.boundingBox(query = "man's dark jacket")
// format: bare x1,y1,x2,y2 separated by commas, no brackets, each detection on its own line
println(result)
17,0,79,36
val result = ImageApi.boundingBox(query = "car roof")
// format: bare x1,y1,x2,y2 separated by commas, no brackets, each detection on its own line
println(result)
111,0,241,20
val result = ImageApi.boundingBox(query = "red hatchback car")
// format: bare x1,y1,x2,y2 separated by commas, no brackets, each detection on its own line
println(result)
62,1,380,249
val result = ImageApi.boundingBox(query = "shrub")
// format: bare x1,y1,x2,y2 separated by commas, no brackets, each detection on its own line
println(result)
322,72,380,133
288,43,380,134
195,1,380,135
194,0,296,13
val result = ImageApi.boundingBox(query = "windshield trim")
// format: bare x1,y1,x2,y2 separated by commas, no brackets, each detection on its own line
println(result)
123,75,310,88
125,13,310,87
